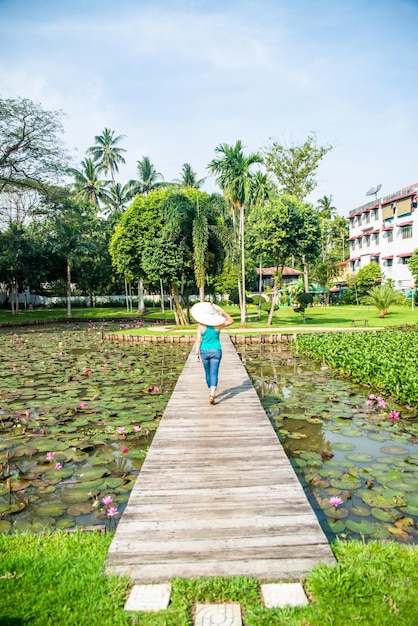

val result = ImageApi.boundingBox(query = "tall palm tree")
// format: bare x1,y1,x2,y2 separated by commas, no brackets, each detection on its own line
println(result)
70,158,108,206
87,128,126,183
208,141,263,322
175,163,206,189
128,156,166,195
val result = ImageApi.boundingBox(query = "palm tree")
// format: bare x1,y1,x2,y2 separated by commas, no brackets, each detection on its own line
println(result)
208,141,263,322
367,286,398,318
316,195,337,220
128,156,166,195
101,182,134,221
70,158,108,206
175,163,206,189
87,128,126,183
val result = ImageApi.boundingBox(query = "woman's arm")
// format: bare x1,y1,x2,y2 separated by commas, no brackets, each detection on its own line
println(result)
195,324,203,360
215,306,234,328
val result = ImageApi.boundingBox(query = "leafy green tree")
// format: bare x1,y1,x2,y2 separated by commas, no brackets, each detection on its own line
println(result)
208,140,263,322
367,285,398,317
40,189,99,316
263,134,331,290
248,194,310,325
87,128,126,183
70,158,108,206
0,223,46,314
355,262,383,299
294,292,314,322
263,133,332,201
165,189,229,302
0,96,69,193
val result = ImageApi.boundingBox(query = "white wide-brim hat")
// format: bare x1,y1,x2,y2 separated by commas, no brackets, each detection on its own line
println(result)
191,302,226,326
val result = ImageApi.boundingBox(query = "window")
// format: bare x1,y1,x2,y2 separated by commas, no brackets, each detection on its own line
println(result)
365,212,370,223
374,234,379,245
358,238,362,248
373,209,379,221
401,225,412,239
386,259,393,267
366,236,370,247
401,257,410,265
387,230,393,243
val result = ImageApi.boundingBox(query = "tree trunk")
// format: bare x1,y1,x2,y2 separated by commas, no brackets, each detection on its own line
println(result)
199,285,205,302
267,275,278,326
66,261,72,317
239,205,246,324
137,278,145,313
159,279,165,313
171,282,186,325
302,254,309,293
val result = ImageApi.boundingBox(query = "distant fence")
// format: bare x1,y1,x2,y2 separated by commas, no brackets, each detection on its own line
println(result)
102,333,297,345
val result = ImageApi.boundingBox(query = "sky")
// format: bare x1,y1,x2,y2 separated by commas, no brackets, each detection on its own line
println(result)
0,0,417,216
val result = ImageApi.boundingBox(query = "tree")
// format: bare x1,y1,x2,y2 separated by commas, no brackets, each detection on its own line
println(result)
263,133,332,201
207,141,263,322
355,262,383,299
367,285,398,317
101,182,134,221
40,188,99,316
70,158,108,206
0,96,69,193
165,189,229,302
87,128,126,183
248,194,311,325
128,156,166,195
408,250,418,288
175,163,206,189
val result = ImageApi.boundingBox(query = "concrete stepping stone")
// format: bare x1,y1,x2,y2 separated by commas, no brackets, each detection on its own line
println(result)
261,582,309,608
194,603,242,625
124,583,171,611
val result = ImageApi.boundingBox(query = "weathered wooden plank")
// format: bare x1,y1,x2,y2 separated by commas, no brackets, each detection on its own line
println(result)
105,335,336,582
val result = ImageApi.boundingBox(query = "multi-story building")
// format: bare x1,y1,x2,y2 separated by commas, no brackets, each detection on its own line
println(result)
347,183,418,293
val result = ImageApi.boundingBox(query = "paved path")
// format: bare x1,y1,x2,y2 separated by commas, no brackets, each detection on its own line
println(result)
104,335,336,582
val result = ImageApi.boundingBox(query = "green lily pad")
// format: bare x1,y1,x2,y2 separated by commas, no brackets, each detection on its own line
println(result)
332,442,356,451
345,519,376,535
67,503,94,516
36,502,67,517
379,445,410,455
0,520,12,533
351,505,370,517
328,520,345,533
345,453,374,463
371,508,395,522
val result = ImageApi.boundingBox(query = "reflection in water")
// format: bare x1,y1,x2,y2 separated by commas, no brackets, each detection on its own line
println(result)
238,343,418,544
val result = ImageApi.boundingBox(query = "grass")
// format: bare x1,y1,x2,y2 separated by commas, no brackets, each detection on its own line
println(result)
1,303,415,332
0,532,417,625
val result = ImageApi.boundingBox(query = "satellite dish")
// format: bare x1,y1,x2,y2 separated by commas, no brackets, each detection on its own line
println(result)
366,184,382,197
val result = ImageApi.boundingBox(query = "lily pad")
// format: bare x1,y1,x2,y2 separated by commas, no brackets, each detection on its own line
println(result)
331,442,356,451
345,519,376,535
345,453,374,463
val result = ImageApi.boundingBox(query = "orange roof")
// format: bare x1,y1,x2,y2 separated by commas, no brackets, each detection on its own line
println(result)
256,266,302,276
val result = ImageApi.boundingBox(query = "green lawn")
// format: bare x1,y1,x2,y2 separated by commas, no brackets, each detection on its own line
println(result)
1,303,416,331
0,532,416,626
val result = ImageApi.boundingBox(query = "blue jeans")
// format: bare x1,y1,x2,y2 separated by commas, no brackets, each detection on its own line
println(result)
200,349,222,389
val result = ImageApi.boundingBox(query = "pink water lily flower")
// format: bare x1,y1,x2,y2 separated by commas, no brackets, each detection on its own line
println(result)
329,496,344,508
102,495,113,506
107,507,119,517
55,462,62,470
46,452,54,461
390,410,400,421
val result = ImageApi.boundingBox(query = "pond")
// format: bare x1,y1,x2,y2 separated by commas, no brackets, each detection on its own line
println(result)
238,344,418,543
0,322,188,533
1,325,418,544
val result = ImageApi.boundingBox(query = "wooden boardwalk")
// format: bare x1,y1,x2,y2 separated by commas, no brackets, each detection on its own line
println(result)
104,335,336,582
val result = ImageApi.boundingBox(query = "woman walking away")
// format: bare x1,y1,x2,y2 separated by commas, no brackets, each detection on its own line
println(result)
191,302,234,405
